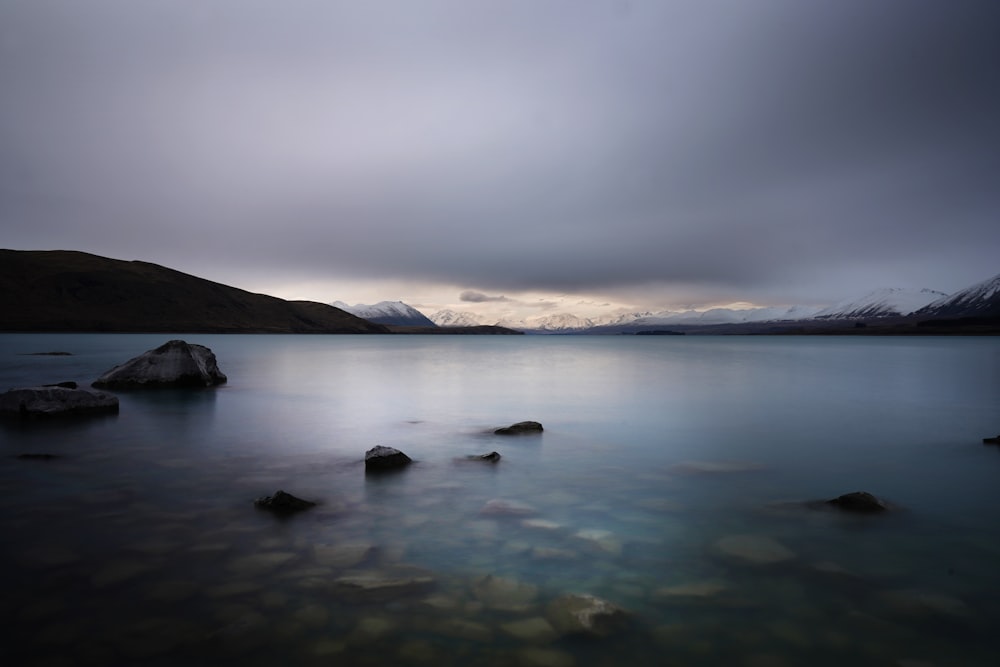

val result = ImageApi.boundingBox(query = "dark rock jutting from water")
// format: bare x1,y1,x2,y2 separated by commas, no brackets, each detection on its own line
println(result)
465,451,501,462
253,490,317,514
365,445,413,471
0,386,119,419
92,339,227,388
826,491,890,513
983,435,1000,445
494,421,543,435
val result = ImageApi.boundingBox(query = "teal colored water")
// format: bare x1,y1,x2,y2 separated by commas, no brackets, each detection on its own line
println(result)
1,334,999,666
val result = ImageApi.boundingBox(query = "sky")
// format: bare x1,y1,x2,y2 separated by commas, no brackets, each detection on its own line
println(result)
2,0,999,322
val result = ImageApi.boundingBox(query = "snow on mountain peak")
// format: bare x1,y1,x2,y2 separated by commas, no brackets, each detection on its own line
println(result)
331,300,436,326
429,309,484,327
916,272,1000,317
813,287,946,319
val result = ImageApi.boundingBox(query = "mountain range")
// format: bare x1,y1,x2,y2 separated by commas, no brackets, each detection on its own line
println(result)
375,273,1000,333
2,249,996,334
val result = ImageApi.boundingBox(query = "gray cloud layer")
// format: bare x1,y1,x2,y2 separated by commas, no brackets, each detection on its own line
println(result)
2,1,998,305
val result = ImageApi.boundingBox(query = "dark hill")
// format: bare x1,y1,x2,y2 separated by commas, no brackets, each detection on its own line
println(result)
0,249,388,333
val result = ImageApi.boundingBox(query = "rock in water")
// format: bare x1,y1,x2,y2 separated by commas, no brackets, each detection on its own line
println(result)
0,386,119,418
546,594,629,637
253,490,317,514
826,491,889,513
983,435,1000,445
494,421,544,435
715,534,795,565
43,381,78,389
92,340,227,388
364,446,412,470
466,451,501,462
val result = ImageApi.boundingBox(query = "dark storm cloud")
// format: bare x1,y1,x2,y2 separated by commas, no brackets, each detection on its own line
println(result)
460,291,509,303
2,0,999,305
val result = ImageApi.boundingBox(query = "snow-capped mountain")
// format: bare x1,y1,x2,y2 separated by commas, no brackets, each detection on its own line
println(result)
592,311,656,326
813,288,947,319
516,313,596,332
914,273,1000,318
625,305,821,327
429,309,484,327
331,300,436,327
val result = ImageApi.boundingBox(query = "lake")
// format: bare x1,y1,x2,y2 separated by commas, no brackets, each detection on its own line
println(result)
1,333,999,666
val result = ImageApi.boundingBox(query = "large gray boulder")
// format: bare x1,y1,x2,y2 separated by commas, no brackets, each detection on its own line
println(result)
92,340,227,388
0,386,119,418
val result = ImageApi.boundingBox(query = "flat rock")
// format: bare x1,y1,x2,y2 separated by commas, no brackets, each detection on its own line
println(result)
495,421,544,435
253,490,317,514
92,339,227,388
0,386,119,418
545,593,629,637
715,534,795,565
364,445,412,470
982,434,1000,445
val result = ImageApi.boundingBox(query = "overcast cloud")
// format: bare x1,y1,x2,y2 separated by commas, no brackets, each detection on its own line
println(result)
2,0,998,313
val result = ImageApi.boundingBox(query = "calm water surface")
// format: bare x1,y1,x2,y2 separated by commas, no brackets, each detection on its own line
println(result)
1,334,999,666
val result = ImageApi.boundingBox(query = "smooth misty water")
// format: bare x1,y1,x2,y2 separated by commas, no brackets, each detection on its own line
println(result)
1,334,999,666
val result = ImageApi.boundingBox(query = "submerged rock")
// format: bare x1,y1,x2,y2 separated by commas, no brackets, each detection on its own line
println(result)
878,589,971,618
471,574,539,611
546,593,630,637
654,580,729,599
92,339,227,388
466,451,501,462
364,445,412,470
826,491,889,513
500,617,558,643
0,386,119,418
333,570,435,599
253,490,317,514
16,453,62,461
480,498,538,517
714,534,795,565
495,421,544,435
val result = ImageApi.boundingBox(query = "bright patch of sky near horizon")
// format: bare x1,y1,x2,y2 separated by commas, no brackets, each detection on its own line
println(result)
2,1,999,321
